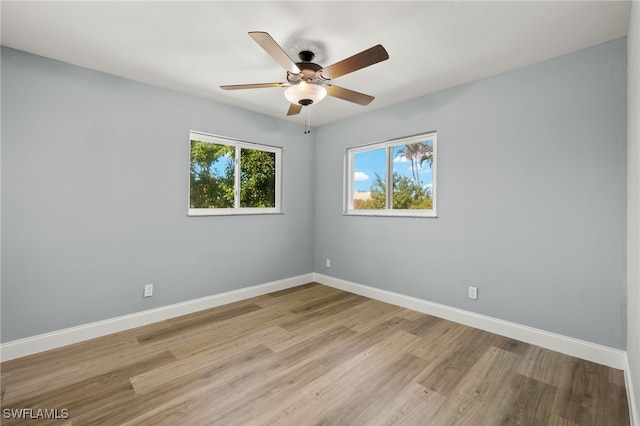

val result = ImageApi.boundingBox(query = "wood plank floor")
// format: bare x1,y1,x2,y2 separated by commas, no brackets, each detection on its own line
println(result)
0,283,630,425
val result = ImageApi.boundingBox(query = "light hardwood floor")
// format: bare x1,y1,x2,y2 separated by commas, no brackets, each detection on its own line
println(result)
0,283,630,425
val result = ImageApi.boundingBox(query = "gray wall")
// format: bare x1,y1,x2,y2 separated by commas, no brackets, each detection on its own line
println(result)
1,47,315,342
1,37,629,351
314,38,628,349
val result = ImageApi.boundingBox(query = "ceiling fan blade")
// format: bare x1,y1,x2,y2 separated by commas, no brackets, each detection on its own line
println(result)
220,82,288,90
287,103,303,116
320,45,389,80
325,84,375,106
249,31,301,75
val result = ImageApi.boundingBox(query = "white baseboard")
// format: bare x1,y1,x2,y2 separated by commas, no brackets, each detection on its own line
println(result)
0,272,628,372
0,273,312,362
313,273,627,370
626,355,640,426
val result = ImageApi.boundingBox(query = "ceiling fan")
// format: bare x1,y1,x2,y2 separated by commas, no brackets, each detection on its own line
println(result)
221,32,389,116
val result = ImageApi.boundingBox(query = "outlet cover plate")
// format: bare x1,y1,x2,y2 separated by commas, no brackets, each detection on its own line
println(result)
468,286,478,300
144,284,153,298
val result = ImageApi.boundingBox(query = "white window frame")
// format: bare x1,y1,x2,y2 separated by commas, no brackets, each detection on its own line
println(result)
345,131,437,218
188,131,283,216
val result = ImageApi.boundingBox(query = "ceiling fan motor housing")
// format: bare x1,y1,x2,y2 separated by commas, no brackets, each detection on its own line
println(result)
288,62,323,82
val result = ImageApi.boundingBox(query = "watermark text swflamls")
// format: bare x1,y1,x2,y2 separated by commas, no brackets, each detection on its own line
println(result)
3,408,70,420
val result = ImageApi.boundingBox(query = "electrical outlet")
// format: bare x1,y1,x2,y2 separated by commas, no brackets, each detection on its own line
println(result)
325,258,331,268
144,284,153,298
468,286,478,300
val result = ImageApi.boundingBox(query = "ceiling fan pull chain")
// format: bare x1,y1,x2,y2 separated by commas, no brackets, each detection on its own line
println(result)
305,107,311,134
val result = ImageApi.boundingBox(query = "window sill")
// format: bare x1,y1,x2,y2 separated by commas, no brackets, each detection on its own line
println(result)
188,208,283,216
344,209,437,218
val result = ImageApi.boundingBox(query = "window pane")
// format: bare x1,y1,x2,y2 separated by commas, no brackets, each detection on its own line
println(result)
346,131,436,217
392,140,434,210
189,140,235,208
353,148,386,209
240,148,276,208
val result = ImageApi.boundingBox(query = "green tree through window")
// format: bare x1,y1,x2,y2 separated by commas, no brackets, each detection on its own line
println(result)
189,132,282,215
240,148,276,208
190,141,235,208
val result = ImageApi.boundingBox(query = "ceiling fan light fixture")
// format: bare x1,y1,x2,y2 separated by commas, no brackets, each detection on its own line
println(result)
284,81,327,106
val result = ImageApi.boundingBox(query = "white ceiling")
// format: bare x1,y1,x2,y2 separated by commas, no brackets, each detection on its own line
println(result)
0,1,631,127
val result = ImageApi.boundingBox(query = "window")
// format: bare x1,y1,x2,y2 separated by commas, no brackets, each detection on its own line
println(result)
346,131,436,217
189,131,282,216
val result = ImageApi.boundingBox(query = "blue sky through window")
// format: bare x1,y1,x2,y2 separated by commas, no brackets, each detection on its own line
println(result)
353,147,385,192
353,140,433,193
212,151,234,176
